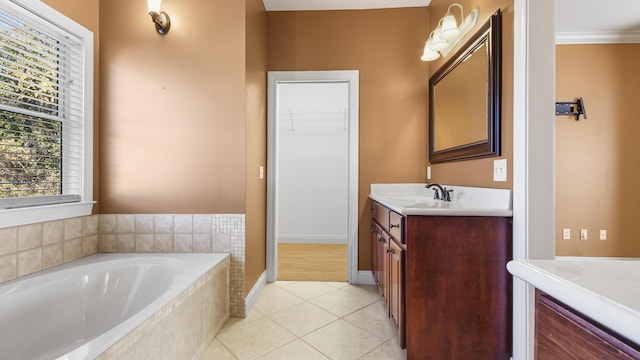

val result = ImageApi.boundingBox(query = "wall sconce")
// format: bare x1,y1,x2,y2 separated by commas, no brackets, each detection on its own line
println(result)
148,0,170,35
421,3,479,61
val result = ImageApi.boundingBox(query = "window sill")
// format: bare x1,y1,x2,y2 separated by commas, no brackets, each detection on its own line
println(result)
0,201,95,228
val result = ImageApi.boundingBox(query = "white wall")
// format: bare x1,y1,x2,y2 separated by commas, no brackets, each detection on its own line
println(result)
276,82,349,244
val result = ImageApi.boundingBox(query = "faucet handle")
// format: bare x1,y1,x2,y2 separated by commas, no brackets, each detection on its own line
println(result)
430,188,441,200
442,188,454,201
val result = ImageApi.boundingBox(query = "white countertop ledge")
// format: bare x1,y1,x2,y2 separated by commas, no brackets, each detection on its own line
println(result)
507,258,640,345
369,183,513,217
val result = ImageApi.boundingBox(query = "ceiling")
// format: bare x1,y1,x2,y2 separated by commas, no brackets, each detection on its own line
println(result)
263,0,640,38
261,0,430,11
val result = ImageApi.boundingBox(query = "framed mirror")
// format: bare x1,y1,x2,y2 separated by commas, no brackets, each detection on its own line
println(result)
429,10,502,163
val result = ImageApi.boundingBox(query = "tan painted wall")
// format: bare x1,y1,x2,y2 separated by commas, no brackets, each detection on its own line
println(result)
556,44,640,257
268,8,432,270
244,0,268,295
427,0,513,189
43,0,100,213
98,0,246,214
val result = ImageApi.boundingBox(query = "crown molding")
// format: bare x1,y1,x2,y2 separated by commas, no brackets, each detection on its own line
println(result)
556,31,640,44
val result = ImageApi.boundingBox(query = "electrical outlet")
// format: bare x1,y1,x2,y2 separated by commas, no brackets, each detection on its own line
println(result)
562,228,571,240
600,229,607,240
427,166,431,180
493,159,507,182
580,229,588,240
259,166,264,179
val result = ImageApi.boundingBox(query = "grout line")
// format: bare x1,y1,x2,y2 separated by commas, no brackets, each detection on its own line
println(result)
209,282,403,360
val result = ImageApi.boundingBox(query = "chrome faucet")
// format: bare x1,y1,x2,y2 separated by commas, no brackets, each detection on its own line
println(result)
425,183,453,201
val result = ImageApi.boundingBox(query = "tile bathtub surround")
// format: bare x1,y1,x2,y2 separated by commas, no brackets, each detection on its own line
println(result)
97,257,231,360
0,213,246,318
97,214,235,254
0,215,99,283
97,214,246,317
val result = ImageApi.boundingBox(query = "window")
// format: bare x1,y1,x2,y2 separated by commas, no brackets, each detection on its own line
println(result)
0,0,93,228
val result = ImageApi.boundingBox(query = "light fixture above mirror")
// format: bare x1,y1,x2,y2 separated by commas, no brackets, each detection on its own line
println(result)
148,0,170,35
421,3,479,62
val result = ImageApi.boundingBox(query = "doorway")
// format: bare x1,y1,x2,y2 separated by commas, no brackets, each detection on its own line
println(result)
266,70,359,284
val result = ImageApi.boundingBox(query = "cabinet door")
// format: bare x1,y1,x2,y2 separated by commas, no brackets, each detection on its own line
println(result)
376,228,390,311
388,238,405,348
371,223,379,287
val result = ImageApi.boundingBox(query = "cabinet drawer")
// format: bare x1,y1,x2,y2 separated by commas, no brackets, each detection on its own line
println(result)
389,211,403,242
373,201,390,230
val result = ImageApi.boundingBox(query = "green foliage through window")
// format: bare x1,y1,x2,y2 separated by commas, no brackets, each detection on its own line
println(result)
0,12,63,199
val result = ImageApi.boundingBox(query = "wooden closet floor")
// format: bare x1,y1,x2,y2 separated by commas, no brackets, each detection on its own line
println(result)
277,243,347,281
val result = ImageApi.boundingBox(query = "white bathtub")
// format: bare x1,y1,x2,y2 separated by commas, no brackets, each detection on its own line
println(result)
0,253,230,360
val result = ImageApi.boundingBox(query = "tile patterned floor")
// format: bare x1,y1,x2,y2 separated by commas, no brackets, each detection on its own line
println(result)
200,281,406,360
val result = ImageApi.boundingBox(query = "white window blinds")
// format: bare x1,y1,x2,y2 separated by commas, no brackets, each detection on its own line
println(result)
0,1,86,209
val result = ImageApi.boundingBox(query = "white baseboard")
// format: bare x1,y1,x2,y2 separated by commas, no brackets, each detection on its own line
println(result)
244,270,267,317
356,270,375,285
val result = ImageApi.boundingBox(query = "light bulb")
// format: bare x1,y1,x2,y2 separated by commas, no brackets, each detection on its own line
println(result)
148,0,162,13
440,13,461,41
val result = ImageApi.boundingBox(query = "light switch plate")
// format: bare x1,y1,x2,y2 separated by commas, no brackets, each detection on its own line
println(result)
427,166,431,180
493,159,507,182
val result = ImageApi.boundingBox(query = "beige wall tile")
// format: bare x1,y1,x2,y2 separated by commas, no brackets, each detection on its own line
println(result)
154,214,173,234
99,234,117,252
43,220,64,245
117,234,136,252
117,215,135,234
194,234,212,253
18,223,43,251
83,235,99,256
64,217,83,240
0,227,17,256
0,254,17,282
154,234,173,252
64,238,82,262
17,248,42,277
174,234,193,252
84,215,99,236
213,233,231,253
135,234,155,252
135,215,154,234
42,243,64,269
174,215,193,234
99,215,117,234
194,215,212,234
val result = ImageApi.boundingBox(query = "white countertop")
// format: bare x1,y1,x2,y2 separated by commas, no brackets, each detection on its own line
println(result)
369,183,513,217
507,258,640,345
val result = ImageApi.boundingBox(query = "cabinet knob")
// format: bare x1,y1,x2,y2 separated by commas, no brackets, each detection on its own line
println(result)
386,248,395,254
390,224,400,229
377,234,383,242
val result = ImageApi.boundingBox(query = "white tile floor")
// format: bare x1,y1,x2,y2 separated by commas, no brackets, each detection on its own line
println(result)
200,281,406,360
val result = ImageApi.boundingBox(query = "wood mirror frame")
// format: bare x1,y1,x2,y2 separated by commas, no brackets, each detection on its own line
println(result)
428,9,502,163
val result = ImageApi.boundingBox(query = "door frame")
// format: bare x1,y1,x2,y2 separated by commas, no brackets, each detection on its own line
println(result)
266,70,360,283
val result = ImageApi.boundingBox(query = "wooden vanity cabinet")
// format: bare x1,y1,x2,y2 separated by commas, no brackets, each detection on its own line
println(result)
371,221,389,308
371,200,512,359
535,290,640,359
370,202,406,347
